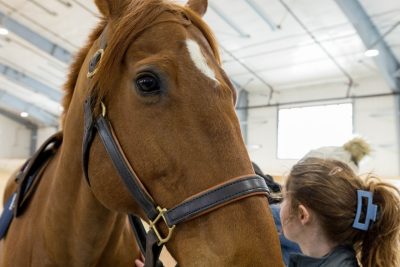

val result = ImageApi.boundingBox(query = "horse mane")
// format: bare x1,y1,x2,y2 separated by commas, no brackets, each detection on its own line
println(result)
61,0,220,128
61,21,106,128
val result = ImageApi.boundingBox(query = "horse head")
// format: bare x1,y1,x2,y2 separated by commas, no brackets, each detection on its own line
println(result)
60,0,283,265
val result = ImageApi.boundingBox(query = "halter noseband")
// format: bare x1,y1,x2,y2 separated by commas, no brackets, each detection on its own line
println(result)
82,25,271,267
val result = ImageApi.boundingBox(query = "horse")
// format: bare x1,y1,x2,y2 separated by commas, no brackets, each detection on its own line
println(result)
0,0,283,266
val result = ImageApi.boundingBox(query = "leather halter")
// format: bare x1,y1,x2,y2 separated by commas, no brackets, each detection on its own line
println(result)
82,25,271,267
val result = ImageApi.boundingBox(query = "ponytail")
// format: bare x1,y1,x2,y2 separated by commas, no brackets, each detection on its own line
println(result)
287,158,400,267
355,177,400,267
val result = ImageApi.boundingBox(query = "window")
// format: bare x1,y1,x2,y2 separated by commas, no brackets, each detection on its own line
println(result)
277,103,353,159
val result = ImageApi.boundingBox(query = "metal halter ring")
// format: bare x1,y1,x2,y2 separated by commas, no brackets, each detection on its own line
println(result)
101,102,106,117
149,206,176,246
87,49,104,78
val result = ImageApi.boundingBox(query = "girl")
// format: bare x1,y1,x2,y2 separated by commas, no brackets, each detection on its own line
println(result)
281,157,400,267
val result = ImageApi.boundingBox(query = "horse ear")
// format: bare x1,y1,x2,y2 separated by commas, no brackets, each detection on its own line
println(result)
94,0,129,18
186,0,208,17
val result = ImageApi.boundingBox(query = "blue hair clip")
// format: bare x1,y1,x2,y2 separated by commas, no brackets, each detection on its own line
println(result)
352,190,378,231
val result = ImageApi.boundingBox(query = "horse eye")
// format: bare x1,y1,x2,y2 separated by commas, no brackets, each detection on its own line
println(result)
135,73,161,95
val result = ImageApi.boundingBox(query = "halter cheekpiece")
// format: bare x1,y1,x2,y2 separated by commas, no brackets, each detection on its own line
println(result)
82,25,272,267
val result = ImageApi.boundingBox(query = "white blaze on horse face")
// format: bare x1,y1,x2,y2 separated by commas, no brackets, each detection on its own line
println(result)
185,39,218,83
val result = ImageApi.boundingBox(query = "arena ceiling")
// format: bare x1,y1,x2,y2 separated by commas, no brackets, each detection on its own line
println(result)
0,0,399,127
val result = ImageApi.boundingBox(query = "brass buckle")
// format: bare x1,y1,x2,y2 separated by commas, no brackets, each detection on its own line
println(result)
149,206,176,246
87,49,104,78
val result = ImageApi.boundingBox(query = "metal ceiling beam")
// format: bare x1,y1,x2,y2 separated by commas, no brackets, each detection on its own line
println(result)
236,91,400,110
0,63,61,101
231,79,245,92
209,3,250,38
335,0,400,174
279,0,354,95
0,90,59,126
221,46,275,104
0,11,72,63
395,68,400,78
244,0,277,31
335,0,400,91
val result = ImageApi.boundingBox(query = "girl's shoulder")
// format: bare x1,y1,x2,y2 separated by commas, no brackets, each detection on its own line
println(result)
288,246,359,267
323,246,359,267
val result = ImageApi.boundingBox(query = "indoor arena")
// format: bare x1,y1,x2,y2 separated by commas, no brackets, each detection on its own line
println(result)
0,0,399,266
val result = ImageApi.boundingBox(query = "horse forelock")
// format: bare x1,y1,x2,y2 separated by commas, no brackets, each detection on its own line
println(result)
61,0,220,124
93,0,221,105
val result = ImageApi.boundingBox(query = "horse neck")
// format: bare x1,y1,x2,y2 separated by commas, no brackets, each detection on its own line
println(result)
41,102,136,265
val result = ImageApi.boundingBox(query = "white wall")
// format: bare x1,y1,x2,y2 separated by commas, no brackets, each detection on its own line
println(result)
0,115,58,159
246,75,400,179
36,127,58,148
0,114,31,159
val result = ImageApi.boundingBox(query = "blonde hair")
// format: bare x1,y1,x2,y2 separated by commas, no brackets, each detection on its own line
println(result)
286,158,400,267
343,137,371,166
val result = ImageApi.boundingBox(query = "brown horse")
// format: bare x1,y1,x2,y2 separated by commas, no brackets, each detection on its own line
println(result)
0,0,283,266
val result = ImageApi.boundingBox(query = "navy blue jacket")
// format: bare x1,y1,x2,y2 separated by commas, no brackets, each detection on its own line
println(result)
288,246,359,267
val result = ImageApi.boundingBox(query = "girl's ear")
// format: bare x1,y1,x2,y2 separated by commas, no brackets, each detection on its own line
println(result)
298,204,311,225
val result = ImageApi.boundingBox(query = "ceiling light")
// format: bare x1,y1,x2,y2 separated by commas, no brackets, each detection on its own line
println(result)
0,27,8,36
20,112,29,118
364,49,379,57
